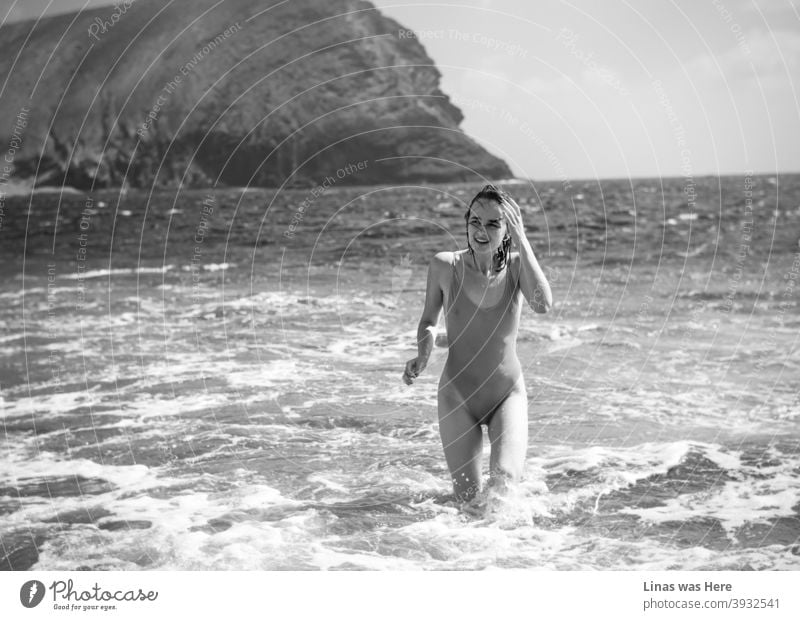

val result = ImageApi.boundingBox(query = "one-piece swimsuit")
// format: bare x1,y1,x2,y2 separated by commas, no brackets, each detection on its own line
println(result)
440,252,524,423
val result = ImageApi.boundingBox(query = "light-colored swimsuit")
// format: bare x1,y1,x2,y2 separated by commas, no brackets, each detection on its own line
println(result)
439,252,524,424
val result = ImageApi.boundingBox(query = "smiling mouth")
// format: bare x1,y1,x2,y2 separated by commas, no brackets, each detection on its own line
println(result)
474,237,489,244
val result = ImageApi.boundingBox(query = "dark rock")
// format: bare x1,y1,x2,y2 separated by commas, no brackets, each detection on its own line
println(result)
0,0,511,190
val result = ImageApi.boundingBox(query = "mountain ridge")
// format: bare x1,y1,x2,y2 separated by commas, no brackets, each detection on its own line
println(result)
0,0,512,190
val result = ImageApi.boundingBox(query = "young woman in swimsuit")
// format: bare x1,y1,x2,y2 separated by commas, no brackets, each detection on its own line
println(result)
403,184,552,503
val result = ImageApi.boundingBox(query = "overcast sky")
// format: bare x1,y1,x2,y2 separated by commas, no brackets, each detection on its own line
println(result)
3,0,799,179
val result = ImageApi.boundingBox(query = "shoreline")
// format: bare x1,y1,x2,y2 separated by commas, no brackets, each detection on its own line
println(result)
3,171,798,198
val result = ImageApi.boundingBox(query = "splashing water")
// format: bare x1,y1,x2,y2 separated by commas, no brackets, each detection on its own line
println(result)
2,179,799,570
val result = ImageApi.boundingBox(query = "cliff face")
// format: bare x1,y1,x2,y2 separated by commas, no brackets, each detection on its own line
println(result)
0,0,511,189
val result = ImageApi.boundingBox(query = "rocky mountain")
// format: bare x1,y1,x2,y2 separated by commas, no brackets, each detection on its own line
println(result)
0,0,511,189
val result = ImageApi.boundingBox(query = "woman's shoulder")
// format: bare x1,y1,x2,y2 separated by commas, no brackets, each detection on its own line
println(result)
429,251,466,290
430,250,465,269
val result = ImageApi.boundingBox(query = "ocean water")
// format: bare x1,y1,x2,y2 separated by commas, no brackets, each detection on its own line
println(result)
1,176,799,570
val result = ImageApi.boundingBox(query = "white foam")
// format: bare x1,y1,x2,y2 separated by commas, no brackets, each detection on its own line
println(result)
181,263,234,272
0,454,161,530
225,360,336,389
622,478,798,534
1,389,105,419
621,445,799,535
541,441,692,480
16,444,799,570
2,453,152,488
526,441,710,512
122,390,235,419
61,266,175,280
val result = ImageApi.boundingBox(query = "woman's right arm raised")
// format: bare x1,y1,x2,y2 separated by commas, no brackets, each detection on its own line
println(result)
403,253,448,385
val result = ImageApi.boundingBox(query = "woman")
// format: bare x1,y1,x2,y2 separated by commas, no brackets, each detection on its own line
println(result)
403,184,552,504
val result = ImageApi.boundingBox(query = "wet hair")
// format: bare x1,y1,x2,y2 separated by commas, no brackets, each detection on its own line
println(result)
465,184,512,273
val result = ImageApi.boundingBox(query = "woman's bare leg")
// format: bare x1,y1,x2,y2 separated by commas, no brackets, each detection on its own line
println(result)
438,384,483,502
487,386,528,492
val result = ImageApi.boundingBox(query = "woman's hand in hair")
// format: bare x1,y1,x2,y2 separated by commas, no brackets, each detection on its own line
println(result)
499,195,526,246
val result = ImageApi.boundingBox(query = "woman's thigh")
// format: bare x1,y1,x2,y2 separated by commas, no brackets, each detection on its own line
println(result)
437,381,483,500
486,385,528,481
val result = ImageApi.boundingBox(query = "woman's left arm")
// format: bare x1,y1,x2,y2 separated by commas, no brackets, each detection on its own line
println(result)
501,196,553,313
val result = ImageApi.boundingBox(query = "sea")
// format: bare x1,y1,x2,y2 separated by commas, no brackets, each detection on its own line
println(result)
1,174,798,570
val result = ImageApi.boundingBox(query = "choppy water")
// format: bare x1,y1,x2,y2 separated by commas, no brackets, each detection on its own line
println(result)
1,176,799,569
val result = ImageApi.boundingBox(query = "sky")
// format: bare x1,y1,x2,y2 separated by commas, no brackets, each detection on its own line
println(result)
3,0,799,180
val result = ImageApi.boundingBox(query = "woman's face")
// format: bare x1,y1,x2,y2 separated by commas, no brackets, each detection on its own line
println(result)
467,199,507,255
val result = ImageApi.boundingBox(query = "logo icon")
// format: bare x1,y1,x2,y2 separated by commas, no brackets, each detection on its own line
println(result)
20,580,45,608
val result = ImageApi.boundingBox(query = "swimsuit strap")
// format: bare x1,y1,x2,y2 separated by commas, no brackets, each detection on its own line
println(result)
445,252,462,310
453,251,515,311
